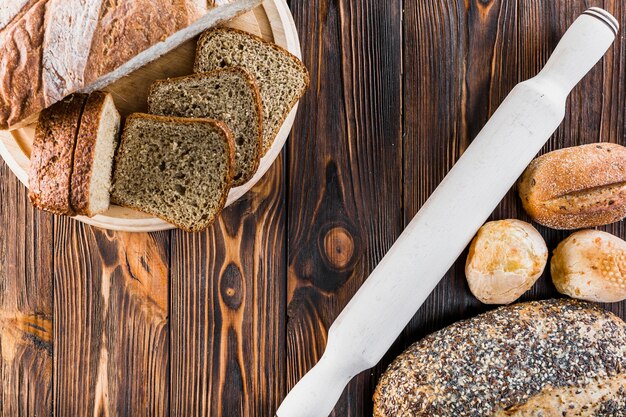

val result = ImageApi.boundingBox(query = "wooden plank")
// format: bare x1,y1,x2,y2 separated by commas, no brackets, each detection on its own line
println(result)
286,1,403,415
402,0,626,343
53,222,169,416
169,155,286,417
0,160,53,416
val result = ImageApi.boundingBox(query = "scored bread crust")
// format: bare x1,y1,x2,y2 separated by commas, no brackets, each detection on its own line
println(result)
113,113,235,232
148,66,263,186
373,299,626,417
194,27,310,153
518,143,626,230
70,91,119,217
29,93,87,215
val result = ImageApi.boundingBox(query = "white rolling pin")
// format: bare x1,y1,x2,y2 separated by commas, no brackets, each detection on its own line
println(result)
276,7,619,417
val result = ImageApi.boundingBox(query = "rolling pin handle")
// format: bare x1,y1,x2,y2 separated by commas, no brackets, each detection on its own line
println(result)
275,350,353,417
537,8,618,94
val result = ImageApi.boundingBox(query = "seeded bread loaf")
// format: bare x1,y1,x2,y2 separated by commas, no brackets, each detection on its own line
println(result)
194,28,310,152
374,299,626,417
0,0,262,130
518,143,626,230
148,67,262,185
29,93,87,215
112,114,235,232
70,91,121,217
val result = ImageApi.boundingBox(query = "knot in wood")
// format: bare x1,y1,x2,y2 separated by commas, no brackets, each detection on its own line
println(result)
220,263,244,310
323,227,355,270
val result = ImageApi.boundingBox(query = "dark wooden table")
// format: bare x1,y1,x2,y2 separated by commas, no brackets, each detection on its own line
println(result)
1,1,625,416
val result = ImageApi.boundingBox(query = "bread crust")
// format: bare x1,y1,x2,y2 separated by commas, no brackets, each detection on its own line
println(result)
373,299,626,417
0,0,261,130
518,143,626,230
465,220,547,304
29,93,88,215
0,0,48,130
195,27,311,153
148,66,263,186
70,91,119,217
551,229,626,303
113,113,235,232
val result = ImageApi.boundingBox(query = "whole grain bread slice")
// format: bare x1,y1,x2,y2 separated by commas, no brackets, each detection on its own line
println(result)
148,67,262,186
29,93,87,215
70,91,121,217
194,28,310,153
111,114,235,232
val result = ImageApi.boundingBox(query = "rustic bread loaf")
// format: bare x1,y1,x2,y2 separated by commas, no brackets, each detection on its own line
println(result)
194,28,310,153
70,91,120,217
28,93,87,215
111,114,235,232
465,220,547,305
148,67,263,186
552,230,626,303
0,0,48,130
0,0,262,130
374,299,626,417
518,143,626,230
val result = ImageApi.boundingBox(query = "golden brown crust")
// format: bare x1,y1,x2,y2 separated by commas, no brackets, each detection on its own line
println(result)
0,0,47,130
195,27,311,153
148,66,263,186
70,91,118,217
518,143,626,230
113,113,235,232
28,93,87,215
551,229,626,303
84,0,198,85
465,220,547,305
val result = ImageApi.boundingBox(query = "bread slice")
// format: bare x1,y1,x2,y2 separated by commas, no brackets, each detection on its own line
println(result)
111,114,235,232
194,28,310,153
148,67,262,186
70,91,121,217
29,93,87,215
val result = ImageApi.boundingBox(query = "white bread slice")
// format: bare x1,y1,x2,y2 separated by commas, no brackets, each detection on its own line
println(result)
70,91,121,217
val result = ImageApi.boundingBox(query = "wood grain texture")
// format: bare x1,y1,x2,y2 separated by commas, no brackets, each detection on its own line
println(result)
54,222,169,416
169,155,286,417
0,160,53,417
0,1,625,416
286,0,402,415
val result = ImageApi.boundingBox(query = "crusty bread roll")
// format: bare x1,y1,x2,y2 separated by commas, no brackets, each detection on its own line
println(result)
465,220,547,304
518,143,626,230
551,229,626,303
373,299,626,417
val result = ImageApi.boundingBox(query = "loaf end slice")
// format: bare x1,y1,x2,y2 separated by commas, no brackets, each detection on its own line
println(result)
70,91,121,217
148,67,262,186
111,114,235,232
29,93,88,215
194,28,309,153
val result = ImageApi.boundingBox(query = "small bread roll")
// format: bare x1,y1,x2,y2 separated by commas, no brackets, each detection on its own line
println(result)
518,143,626,230
551,230,626,303
466,220,548,304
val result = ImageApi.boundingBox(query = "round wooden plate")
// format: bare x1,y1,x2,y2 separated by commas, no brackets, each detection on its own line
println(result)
0,0,301,232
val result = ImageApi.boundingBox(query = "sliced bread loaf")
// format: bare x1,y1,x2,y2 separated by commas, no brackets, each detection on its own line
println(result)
70,91,121,217
148,67,262,186
29,93,87,215
194,28,309,153
111,114,235,232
